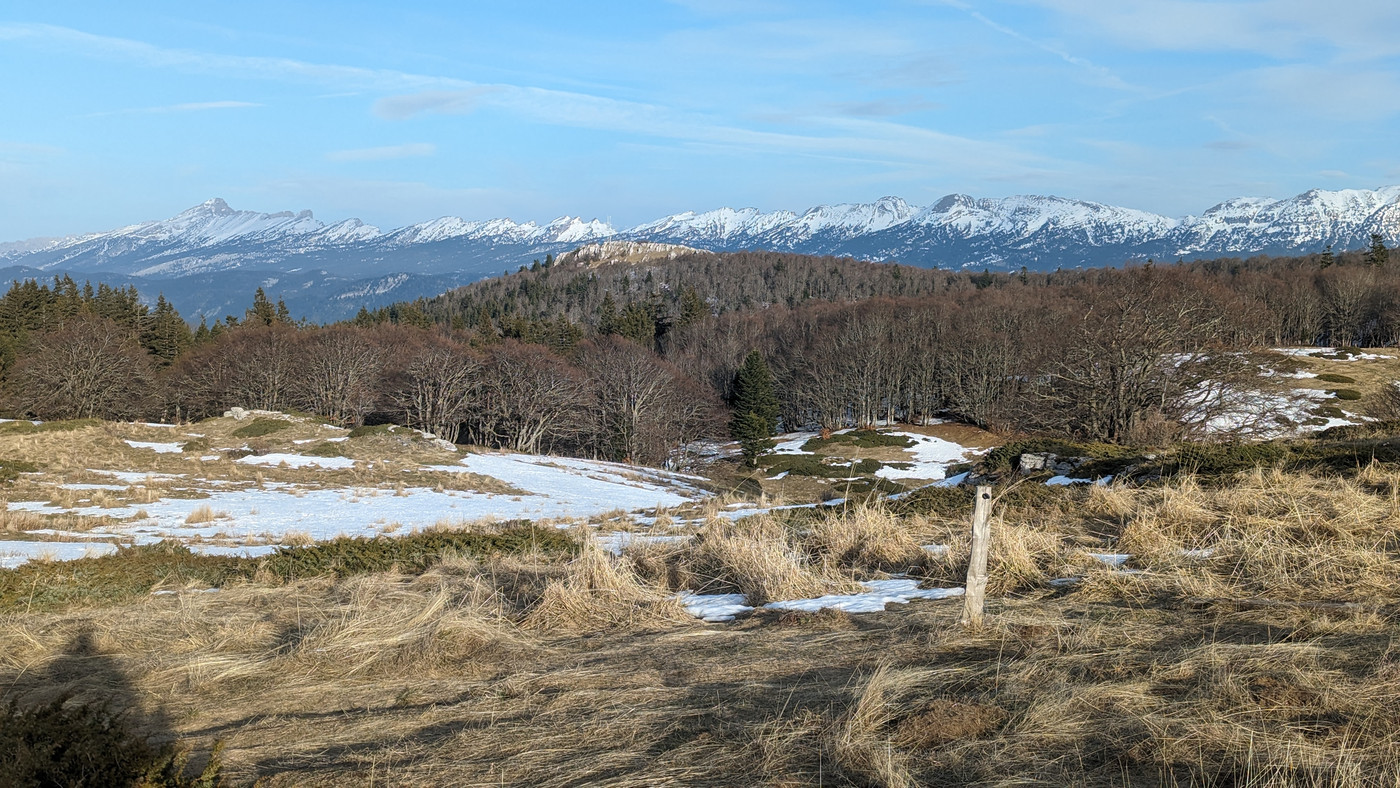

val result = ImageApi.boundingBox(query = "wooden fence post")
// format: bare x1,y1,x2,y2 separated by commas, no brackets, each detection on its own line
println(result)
961,485,993,627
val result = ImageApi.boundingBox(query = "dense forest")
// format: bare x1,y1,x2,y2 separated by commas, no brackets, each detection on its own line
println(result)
0,240,1395,465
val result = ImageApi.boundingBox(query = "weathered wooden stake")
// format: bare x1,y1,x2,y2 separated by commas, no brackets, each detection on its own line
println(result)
961,485,993,627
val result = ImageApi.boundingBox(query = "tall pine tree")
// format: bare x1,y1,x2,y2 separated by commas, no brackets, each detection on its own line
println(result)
1367,234,1389,268
729,350,780,467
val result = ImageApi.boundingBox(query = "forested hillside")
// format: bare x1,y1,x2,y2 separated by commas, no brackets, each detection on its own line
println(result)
0,241,1396,464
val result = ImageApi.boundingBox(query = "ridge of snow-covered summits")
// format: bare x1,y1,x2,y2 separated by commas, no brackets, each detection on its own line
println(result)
6,186,1400,279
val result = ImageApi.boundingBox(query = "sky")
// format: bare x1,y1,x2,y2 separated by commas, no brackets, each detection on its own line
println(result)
2,0,1400,240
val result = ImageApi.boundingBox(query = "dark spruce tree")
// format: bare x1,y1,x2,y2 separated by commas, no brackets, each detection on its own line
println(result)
729,350,780,467
1368,233,1390,267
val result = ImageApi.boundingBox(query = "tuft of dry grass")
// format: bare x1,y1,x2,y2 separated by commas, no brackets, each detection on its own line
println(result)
284,573,518,677
183,505,222,524
669,515,857,605
520,536,690,631
806,503,929,574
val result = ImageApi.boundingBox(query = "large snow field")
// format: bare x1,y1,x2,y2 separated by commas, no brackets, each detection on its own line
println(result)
875,431,980,480
1,449,706,567
767,426,985,482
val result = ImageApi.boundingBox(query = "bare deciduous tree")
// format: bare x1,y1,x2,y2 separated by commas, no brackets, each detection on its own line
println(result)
470,342,588,454
389,338,481,443
294,327,384,427
579,336,721,464
9,316,154,420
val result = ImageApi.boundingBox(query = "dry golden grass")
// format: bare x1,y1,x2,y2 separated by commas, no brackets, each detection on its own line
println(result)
520,536,690,631
183,504,222,524
667,515,857,604
9,466,1400,784
806,503,929,573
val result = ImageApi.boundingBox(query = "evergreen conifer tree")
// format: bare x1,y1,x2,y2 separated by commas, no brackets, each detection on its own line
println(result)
1367,234,1389,267
246,288,279,326
598,292,620,335
677,286,707,327
1320,244,1335,269
729,350,780,467
140,294,192,364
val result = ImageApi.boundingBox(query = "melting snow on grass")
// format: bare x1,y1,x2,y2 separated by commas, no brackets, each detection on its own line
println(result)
7,450,704,557
235,453,356,469
596,532,691,556
765,579,965,614
124,440,184,454
678,592,753,622
1046,475,1113,486
876,432,979,480
0,540,118,569
441,451,700,510
679,580,964,622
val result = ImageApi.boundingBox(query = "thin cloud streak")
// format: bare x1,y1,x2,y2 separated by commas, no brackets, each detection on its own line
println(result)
83,100,263,118
1,21,1065,180
325,143,437,162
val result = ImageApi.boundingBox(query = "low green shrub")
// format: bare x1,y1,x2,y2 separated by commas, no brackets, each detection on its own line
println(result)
1329,388,1363,401
760,454,884,478
231,418,291,439
300,442,347,458
348,424,395,439
1318,421,1400,440
1165,442,1290,476
892,485,976,517
0,543,245,612
0,528,576,612
264,526,576,580
982,439,1141,474
800,431,915,452
1316,373,1356,384
852,458,883,474
760,454,839,477
0,697,223,788
0,459,40,483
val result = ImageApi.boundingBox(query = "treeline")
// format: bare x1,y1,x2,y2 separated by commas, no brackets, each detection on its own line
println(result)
3,241,1399,460
353,251,953,350
0,278,720,464
358,243,1399,354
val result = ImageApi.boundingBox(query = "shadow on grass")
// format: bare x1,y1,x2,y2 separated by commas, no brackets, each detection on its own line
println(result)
0,630,221,787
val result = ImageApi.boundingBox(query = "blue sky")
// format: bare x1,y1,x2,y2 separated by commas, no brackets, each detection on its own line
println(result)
2,0,1400,239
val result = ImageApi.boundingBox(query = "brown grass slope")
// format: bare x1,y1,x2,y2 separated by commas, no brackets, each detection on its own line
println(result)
7,470,1400,784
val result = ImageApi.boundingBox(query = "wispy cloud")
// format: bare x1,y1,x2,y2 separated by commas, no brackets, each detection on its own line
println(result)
0,21,1061,178
85,100,262,118
373,90,495,120
832,98,943,117
0,140,65,157
1019,0,1400,60
935,0,1139,91
325,143,436,162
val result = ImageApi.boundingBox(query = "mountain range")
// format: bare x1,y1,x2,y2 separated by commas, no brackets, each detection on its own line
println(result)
4,186,1399,322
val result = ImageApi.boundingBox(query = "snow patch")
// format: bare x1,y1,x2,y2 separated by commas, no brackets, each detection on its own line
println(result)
235,453,356,469
124,440,183,454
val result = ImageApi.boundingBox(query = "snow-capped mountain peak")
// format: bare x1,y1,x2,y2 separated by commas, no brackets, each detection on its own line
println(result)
541,216,615,244
5,187,1400,299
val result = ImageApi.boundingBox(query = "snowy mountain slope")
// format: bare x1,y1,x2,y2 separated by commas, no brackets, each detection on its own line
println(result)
4,186,1400,321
